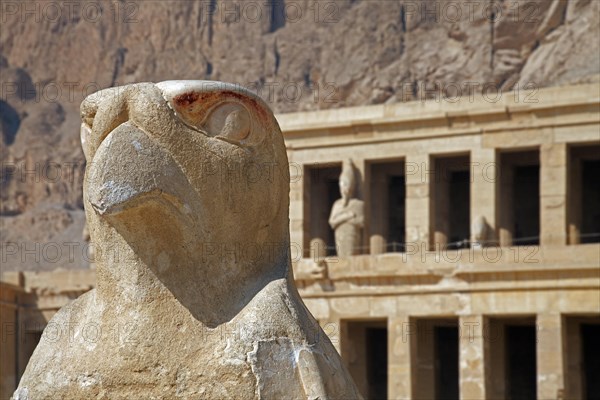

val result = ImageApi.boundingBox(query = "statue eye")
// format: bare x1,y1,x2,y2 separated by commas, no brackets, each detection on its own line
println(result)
220,108,250,141
204,103,251,143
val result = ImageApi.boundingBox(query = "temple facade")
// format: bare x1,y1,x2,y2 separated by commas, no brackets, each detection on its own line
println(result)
2,82,599,399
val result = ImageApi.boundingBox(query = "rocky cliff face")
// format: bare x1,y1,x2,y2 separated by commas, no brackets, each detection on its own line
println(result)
1,0,599,271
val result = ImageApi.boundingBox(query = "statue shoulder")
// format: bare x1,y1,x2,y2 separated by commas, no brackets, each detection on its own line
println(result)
330,198,345,212
349,198,365,208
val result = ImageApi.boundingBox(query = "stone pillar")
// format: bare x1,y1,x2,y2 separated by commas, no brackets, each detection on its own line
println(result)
459,315,487,400
354,158,367,255
406,154,430,252
432,157,449,248
537,313,565,400
471,148,497,245
293,161,309,256
369,170,387,255
540,143,567,246
388,316,412,400
289,178,305,257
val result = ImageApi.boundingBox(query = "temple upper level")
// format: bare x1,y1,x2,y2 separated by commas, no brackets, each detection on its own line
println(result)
280,83,600,282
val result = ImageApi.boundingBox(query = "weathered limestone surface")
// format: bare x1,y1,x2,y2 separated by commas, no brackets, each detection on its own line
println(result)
459,315,486,400
536,313,564,400
13,81,361,399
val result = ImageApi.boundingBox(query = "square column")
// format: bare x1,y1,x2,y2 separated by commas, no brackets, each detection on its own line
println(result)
352,158,368,254
459,315,487,400
406,154,430,251
368,170,387,255
471,148,497,245
289,160,305,257
537,313,565,400
540,143,567,246
388,316,412,399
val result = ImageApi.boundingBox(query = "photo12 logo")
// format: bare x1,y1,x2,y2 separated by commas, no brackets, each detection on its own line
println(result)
401,1,541,24
197,1,340,25
0,1,138,24
399,81,539,104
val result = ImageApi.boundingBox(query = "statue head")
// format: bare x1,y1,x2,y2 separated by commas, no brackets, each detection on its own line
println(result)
80,81,291,326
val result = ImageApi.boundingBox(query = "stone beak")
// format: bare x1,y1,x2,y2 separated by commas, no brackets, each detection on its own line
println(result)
86,121,192,218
